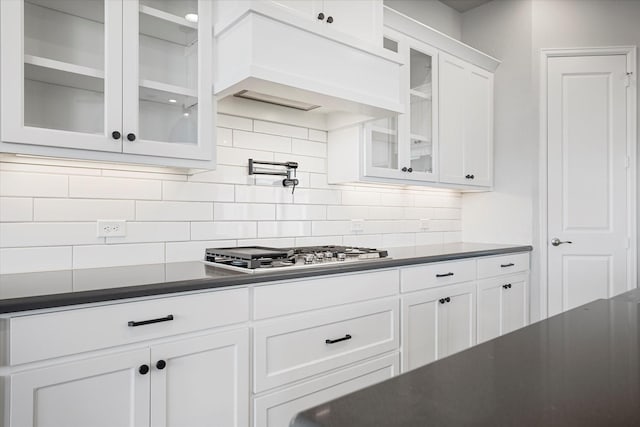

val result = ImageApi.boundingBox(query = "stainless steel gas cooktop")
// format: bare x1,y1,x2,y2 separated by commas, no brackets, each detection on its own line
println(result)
203,245,389,273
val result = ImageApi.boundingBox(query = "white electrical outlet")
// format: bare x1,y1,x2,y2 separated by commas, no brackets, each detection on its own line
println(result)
351,219,365,233
97,220,127,237
419,218,431,230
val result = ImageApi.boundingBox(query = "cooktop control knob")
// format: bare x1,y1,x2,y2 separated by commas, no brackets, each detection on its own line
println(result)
315,252,325,261
337,253,346,261
304,254,315,264
324,251,334,260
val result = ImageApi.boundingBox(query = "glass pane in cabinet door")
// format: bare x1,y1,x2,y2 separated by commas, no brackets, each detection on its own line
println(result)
409,49,433,174
138,0,198,144
370,117,399,170
23,0,106,134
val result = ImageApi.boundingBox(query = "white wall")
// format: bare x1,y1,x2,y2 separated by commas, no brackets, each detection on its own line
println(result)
460,0,640,320
384,0,462,40
0,114,463,275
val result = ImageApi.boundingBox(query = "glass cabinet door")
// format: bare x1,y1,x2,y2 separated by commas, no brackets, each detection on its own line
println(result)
408,47,435,177
122,0,213,160
365,116,401,178
0,0,122,152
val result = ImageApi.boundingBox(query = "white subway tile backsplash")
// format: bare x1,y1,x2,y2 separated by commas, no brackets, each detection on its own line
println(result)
136,201,213,221
217,114,253,131
258,221,311,238
69,176,161,200
234,130,291,153
308,129,328,142
0,246,72,274
34,199,135,221
191,221,257,240
214,203,275,221
294,189,341,205
235,186,293,204
292,139,327,158
276,204,326,221
189,165,250,185
0,197,33,222
106,222,190,244
163,181,234,202
254,120,308,139
217,127,233,147
166,240,237,262
0,113,464,273
217,146,274,166
0,171,68,197
0,223,102,247
73,243,165,269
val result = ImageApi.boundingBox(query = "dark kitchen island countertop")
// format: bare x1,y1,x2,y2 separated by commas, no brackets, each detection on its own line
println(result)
291,293,640,427
0,242,531,314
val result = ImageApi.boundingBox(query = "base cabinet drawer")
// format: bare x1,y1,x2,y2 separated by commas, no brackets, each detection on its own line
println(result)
8,288,249,365
477,252,529,279
254,353,400,427
401,259,476,293
253,298,399,393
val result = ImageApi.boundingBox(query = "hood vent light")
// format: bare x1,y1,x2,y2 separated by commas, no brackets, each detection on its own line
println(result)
233,90,321,111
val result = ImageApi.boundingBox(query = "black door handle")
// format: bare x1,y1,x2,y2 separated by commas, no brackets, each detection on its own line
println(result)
436,272,454,278
128,314,174,327
326,334,352,344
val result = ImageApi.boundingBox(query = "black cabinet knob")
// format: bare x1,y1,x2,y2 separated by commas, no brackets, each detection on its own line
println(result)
465,174,475,179
439,298,446,304
317,12,325,20
446,297,451,303
139,364,149,375
503,284,512,289
156,360,166,370
127,133,136,142
408,167,413,173
401,167,408,172
111,131,121,140
327,16,334,23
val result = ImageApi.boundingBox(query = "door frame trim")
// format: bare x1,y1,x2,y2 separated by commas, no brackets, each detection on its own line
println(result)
539,46,637,318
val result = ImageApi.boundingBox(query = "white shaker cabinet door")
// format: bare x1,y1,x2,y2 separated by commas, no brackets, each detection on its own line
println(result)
150,328,250,427
9,349,150,427
477,274,529,343
401,282,476,372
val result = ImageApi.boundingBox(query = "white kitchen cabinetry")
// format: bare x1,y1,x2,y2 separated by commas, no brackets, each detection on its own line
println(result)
477,273,529,343
401,282,476,372
0,0,214,168
9,329,249,427
253,353,399,427
439,52,494,187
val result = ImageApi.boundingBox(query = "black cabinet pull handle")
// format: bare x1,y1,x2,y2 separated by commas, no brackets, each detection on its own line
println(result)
128,314,174,327
326,16,333,23
127,133,136,142
111,131,121,140
156,360,167,370
326,334,352,344
139,364,149,375
317,12,325,20
501,263,515,268
436,272,454,278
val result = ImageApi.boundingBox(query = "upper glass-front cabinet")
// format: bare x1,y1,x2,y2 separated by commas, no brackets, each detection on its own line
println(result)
0,0,213,163
364,30,437,182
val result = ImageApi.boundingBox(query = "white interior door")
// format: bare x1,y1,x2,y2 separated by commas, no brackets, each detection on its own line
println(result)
547,54,631,316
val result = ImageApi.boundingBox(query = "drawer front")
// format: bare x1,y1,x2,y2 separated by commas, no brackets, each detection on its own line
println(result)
401,259,476,293
254,353,399,427
9,288,249,365
253,269,399,320
254,298,399,393
477,252,529,279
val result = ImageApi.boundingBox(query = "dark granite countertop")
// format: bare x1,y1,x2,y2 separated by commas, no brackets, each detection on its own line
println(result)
292,293,640,427
0,242,531,314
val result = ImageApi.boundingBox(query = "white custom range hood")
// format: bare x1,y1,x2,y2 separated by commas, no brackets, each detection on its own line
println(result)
214,3,404,130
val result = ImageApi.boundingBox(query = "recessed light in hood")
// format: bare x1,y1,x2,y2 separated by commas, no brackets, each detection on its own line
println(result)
233,90,321,111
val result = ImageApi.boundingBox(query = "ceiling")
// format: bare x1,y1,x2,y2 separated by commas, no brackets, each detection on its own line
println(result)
439,0,493,13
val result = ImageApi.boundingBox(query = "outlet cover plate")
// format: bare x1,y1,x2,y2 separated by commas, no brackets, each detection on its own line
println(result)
351,219,365,233
97,220,127,237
